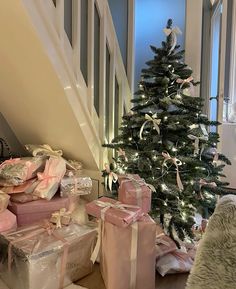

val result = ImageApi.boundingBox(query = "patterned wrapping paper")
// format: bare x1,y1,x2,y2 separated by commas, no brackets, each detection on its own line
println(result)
85,196,143,228
60,175,92,197
0,157,45,186
0,191,10,213
118,174,152,214
0,178,39,194
0,223,97,289
0,210,17,233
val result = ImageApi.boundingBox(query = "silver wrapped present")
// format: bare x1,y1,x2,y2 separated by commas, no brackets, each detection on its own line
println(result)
60,175,92,197
0,222,97,289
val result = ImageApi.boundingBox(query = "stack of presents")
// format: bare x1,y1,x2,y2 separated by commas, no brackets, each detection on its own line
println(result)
0,144,198,289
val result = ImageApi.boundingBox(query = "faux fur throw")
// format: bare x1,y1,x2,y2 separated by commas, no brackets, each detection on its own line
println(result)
186,195,236,289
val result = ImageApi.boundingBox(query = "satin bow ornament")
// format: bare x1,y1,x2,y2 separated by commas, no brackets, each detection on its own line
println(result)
163,26,182,53
188,134,209,157
176,76,194,96
139,113,161,139
117,148,128,161
162,152,184,191
199,179,217,190
104,164,118,191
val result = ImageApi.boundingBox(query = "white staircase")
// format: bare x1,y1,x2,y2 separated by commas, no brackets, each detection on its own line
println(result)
0,0,132,192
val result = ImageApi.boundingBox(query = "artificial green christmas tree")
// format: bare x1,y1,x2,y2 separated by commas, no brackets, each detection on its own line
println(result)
103,19,231,241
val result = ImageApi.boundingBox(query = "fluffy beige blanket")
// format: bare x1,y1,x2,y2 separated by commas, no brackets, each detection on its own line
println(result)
186,195,236,289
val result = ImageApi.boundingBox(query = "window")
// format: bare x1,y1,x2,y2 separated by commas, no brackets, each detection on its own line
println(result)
80,0,88,84
64,0,73,46
114,75,120,137
105,43,111,141
94,3,100,116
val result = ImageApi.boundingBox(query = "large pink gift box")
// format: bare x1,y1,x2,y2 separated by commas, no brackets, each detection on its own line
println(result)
100,215,156,289
118,174,152,213
0,209,17,232
85,196,142,228
8,196,69,226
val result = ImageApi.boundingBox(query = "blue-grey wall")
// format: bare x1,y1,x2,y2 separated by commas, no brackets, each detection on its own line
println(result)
135,0,186,90
108,0,128,70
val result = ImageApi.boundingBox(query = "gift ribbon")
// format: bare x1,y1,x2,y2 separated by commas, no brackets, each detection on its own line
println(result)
162,152,184,191
8,220,69,289
156,233,171,247
51,208,70,228
188,135,208,156
94,200,140,222
139,114,161,139
163,26,182,52
104,164,118,191
37,160,59,188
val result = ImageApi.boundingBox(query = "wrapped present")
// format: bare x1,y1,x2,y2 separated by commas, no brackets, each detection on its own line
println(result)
155,224,177,259
8,195,69,226
60,174,92,197
33,157,66,200
0,157,45,186
98,215,156,289
156,249,194,276
0,210,17,233
0,191,10,213
118,174,152,213
0,222,97,289
85,196,142,228
10,193,39,204
0,178,39,194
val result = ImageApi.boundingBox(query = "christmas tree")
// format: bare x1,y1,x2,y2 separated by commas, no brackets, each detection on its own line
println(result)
103,19,231,241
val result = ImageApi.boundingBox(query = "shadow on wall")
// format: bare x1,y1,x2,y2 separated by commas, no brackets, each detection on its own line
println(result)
135,0,186,91
0,112,26,157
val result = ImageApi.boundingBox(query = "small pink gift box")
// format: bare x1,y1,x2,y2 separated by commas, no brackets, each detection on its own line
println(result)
0,209,17,232
118,174,152,213
8,196,69,227
85,196,142,228
100,215,156,289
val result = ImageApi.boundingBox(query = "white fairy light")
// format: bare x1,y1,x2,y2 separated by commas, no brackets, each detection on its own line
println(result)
128,137,132,141
141,94,145,99
172,147,177,152
161,184,168,191
152,156,157,161
181,201,185,206
164,116,168,121
190,180,194,185
176,121,180,124
134,152,139,157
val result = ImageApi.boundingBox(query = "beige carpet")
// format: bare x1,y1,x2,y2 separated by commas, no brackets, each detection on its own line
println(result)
77,264,188,289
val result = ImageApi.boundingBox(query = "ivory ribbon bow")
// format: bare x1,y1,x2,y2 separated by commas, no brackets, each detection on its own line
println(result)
104,164,118,191
188,135,209,156
163,26,182,52
117,148,128,161
139,114,161,139
94,200,140,221
176,76,194,96
51,208,70,228
199,179,217,190
162,152,184,191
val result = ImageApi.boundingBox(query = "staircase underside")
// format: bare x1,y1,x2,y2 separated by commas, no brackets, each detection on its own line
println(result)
0,0,101,170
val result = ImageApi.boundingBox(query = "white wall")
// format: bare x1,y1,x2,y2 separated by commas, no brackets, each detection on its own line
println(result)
134,0,186,90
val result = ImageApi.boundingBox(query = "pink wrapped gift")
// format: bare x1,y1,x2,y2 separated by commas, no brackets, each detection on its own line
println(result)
85,196,142,228
33,156,66,200
156,249,194,276
156,231,177,259
118,174,152,213
0,157,45,186
99,215,156,289
0,209,17,232
8,195,69,226
0,191,10,213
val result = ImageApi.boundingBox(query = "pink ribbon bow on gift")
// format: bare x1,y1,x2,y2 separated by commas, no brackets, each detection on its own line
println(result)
162,152,184,191
104,164,118,191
